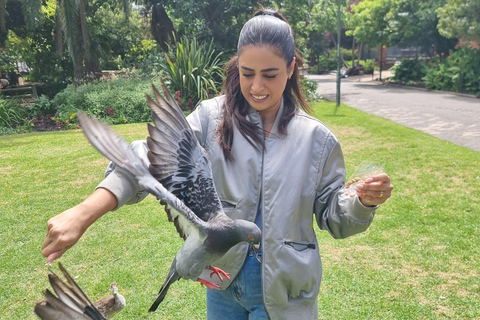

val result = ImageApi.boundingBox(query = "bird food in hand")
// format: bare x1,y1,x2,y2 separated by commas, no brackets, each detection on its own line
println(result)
344,160,384,197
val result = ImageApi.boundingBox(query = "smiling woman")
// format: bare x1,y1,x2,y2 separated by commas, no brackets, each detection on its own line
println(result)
217,11,311,160
41,7,393,320
238,46,295,134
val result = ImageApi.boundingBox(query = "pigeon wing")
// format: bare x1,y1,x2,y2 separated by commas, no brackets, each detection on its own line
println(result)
34,264,105,320
77,111,206,240
146,82,222,224
34,289,94,320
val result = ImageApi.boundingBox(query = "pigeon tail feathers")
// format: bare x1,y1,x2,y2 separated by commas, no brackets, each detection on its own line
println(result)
148,261,181,312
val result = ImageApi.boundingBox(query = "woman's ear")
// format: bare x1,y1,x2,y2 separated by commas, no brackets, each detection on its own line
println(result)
288,57,296,79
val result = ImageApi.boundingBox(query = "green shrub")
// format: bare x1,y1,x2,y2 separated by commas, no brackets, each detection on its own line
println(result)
345,59,375,74
300,77,322,102
313,54,337,74
53,77,157,124
336,47,357,63
423,47,480,95
360,59,375,74
135,53,168,78
313,48,361,74
392,58,427,83
161,37,224,110
0,98,25,131
27,95,57,119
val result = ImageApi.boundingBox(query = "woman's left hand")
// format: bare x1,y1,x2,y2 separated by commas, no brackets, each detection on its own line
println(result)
355,173,393,207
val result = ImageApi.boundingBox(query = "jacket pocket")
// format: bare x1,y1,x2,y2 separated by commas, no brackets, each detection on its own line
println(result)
220,199,237,209
265,239,321,303
283,240,316,252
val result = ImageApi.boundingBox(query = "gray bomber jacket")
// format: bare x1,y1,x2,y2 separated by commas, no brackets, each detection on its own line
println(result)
97,96,377,319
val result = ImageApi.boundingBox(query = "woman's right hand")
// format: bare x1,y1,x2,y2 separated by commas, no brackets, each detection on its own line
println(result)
42,206,89,264
41,188,117,264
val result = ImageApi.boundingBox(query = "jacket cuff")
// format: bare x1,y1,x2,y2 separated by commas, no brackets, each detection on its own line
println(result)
345,196,377,222
95,167,142,210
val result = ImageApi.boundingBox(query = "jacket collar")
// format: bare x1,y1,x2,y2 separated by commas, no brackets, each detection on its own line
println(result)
246,98,285,139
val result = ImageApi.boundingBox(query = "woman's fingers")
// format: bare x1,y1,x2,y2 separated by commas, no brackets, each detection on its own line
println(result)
355,173,394,206
46,249,69,265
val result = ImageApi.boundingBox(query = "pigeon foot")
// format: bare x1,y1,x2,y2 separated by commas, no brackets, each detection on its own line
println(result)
197,278,220,290
208,266,231,282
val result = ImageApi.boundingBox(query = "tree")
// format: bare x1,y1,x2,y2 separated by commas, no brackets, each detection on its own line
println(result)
350,0,405,48
166,0,263,56
438,0,480,40
88,3,156,69
0,0,152,93
56,0,99,79
349,0,456,57
135,0,176,52
274,0,349,67
12,0,139,80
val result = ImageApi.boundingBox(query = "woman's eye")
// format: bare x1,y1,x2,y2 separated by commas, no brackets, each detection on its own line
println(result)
264,75,277,79
242,74,254,78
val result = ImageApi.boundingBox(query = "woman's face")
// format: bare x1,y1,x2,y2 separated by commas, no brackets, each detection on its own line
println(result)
238,45,294,121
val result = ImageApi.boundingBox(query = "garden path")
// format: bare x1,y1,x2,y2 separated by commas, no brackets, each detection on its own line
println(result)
307,72,480,152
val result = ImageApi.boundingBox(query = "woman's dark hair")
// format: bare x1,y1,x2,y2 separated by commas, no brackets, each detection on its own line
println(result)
217,8,311,161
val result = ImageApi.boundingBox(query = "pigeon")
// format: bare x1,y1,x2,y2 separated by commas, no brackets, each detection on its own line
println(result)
93,283,125,319
76,81,261,312
34,263,126,320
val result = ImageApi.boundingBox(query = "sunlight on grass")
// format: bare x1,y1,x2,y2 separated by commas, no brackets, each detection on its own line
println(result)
1,102,479,319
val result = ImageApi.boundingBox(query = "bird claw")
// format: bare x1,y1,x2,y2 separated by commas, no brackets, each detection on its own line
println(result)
208,266,230,282
197,278,220,290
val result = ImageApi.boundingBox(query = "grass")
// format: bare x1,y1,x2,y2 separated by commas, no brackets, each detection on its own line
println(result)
1,100,479,319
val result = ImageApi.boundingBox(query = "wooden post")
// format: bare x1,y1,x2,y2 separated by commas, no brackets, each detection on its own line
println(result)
378,45,387,80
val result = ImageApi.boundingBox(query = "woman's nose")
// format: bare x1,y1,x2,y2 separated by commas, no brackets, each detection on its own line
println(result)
251,76,264,92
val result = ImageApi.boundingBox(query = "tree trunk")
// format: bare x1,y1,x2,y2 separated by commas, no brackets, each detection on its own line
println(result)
78,0,89,60
54,10,63,56
352,37,356,66
151,4,176,52
72,15,85,80
0,0,7,46
357,42,364,64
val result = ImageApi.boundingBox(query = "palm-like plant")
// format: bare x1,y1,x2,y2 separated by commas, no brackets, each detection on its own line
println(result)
161,36,224,109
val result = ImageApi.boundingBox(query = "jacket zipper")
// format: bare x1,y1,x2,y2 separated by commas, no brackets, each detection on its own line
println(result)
260,131,270,319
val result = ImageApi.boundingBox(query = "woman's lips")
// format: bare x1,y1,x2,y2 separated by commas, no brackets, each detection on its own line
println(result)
251,94,268,102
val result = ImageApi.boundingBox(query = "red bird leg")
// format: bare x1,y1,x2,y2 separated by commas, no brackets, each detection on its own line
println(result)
209,266,231,282
197,278,220,290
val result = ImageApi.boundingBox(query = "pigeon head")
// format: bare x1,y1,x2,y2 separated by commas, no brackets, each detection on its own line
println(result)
234,219,261,252
110,282,118,295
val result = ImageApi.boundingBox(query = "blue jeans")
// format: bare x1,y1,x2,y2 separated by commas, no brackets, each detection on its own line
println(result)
207,247,268,319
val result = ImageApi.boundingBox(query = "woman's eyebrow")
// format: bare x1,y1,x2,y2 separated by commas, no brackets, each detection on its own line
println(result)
240,66,280,72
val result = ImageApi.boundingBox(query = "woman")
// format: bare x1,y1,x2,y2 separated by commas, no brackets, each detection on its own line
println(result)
42,9,393,319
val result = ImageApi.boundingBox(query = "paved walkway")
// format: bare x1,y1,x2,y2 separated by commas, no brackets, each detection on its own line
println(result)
306,72,480,152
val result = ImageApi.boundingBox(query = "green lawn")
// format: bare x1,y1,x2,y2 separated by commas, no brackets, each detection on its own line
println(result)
1,101,479,319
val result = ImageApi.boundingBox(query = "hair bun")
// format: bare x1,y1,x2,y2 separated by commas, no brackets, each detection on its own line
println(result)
253,8,287,22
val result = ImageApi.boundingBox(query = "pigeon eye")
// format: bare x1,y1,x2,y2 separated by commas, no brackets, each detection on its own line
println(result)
248,235,254,241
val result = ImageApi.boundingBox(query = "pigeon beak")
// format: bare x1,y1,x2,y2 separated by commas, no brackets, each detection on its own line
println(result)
252,243,260,254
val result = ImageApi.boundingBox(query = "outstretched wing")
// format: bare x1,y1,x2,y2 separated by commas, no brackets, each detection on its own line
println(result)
77,111,205,240
34,263,105,320
145,82,222,224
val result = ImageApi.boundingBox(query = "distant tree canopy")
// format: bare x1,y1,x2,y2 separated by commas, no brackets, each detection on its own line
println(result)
0,0,468,86
348,0,457,56
437,0,480,40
